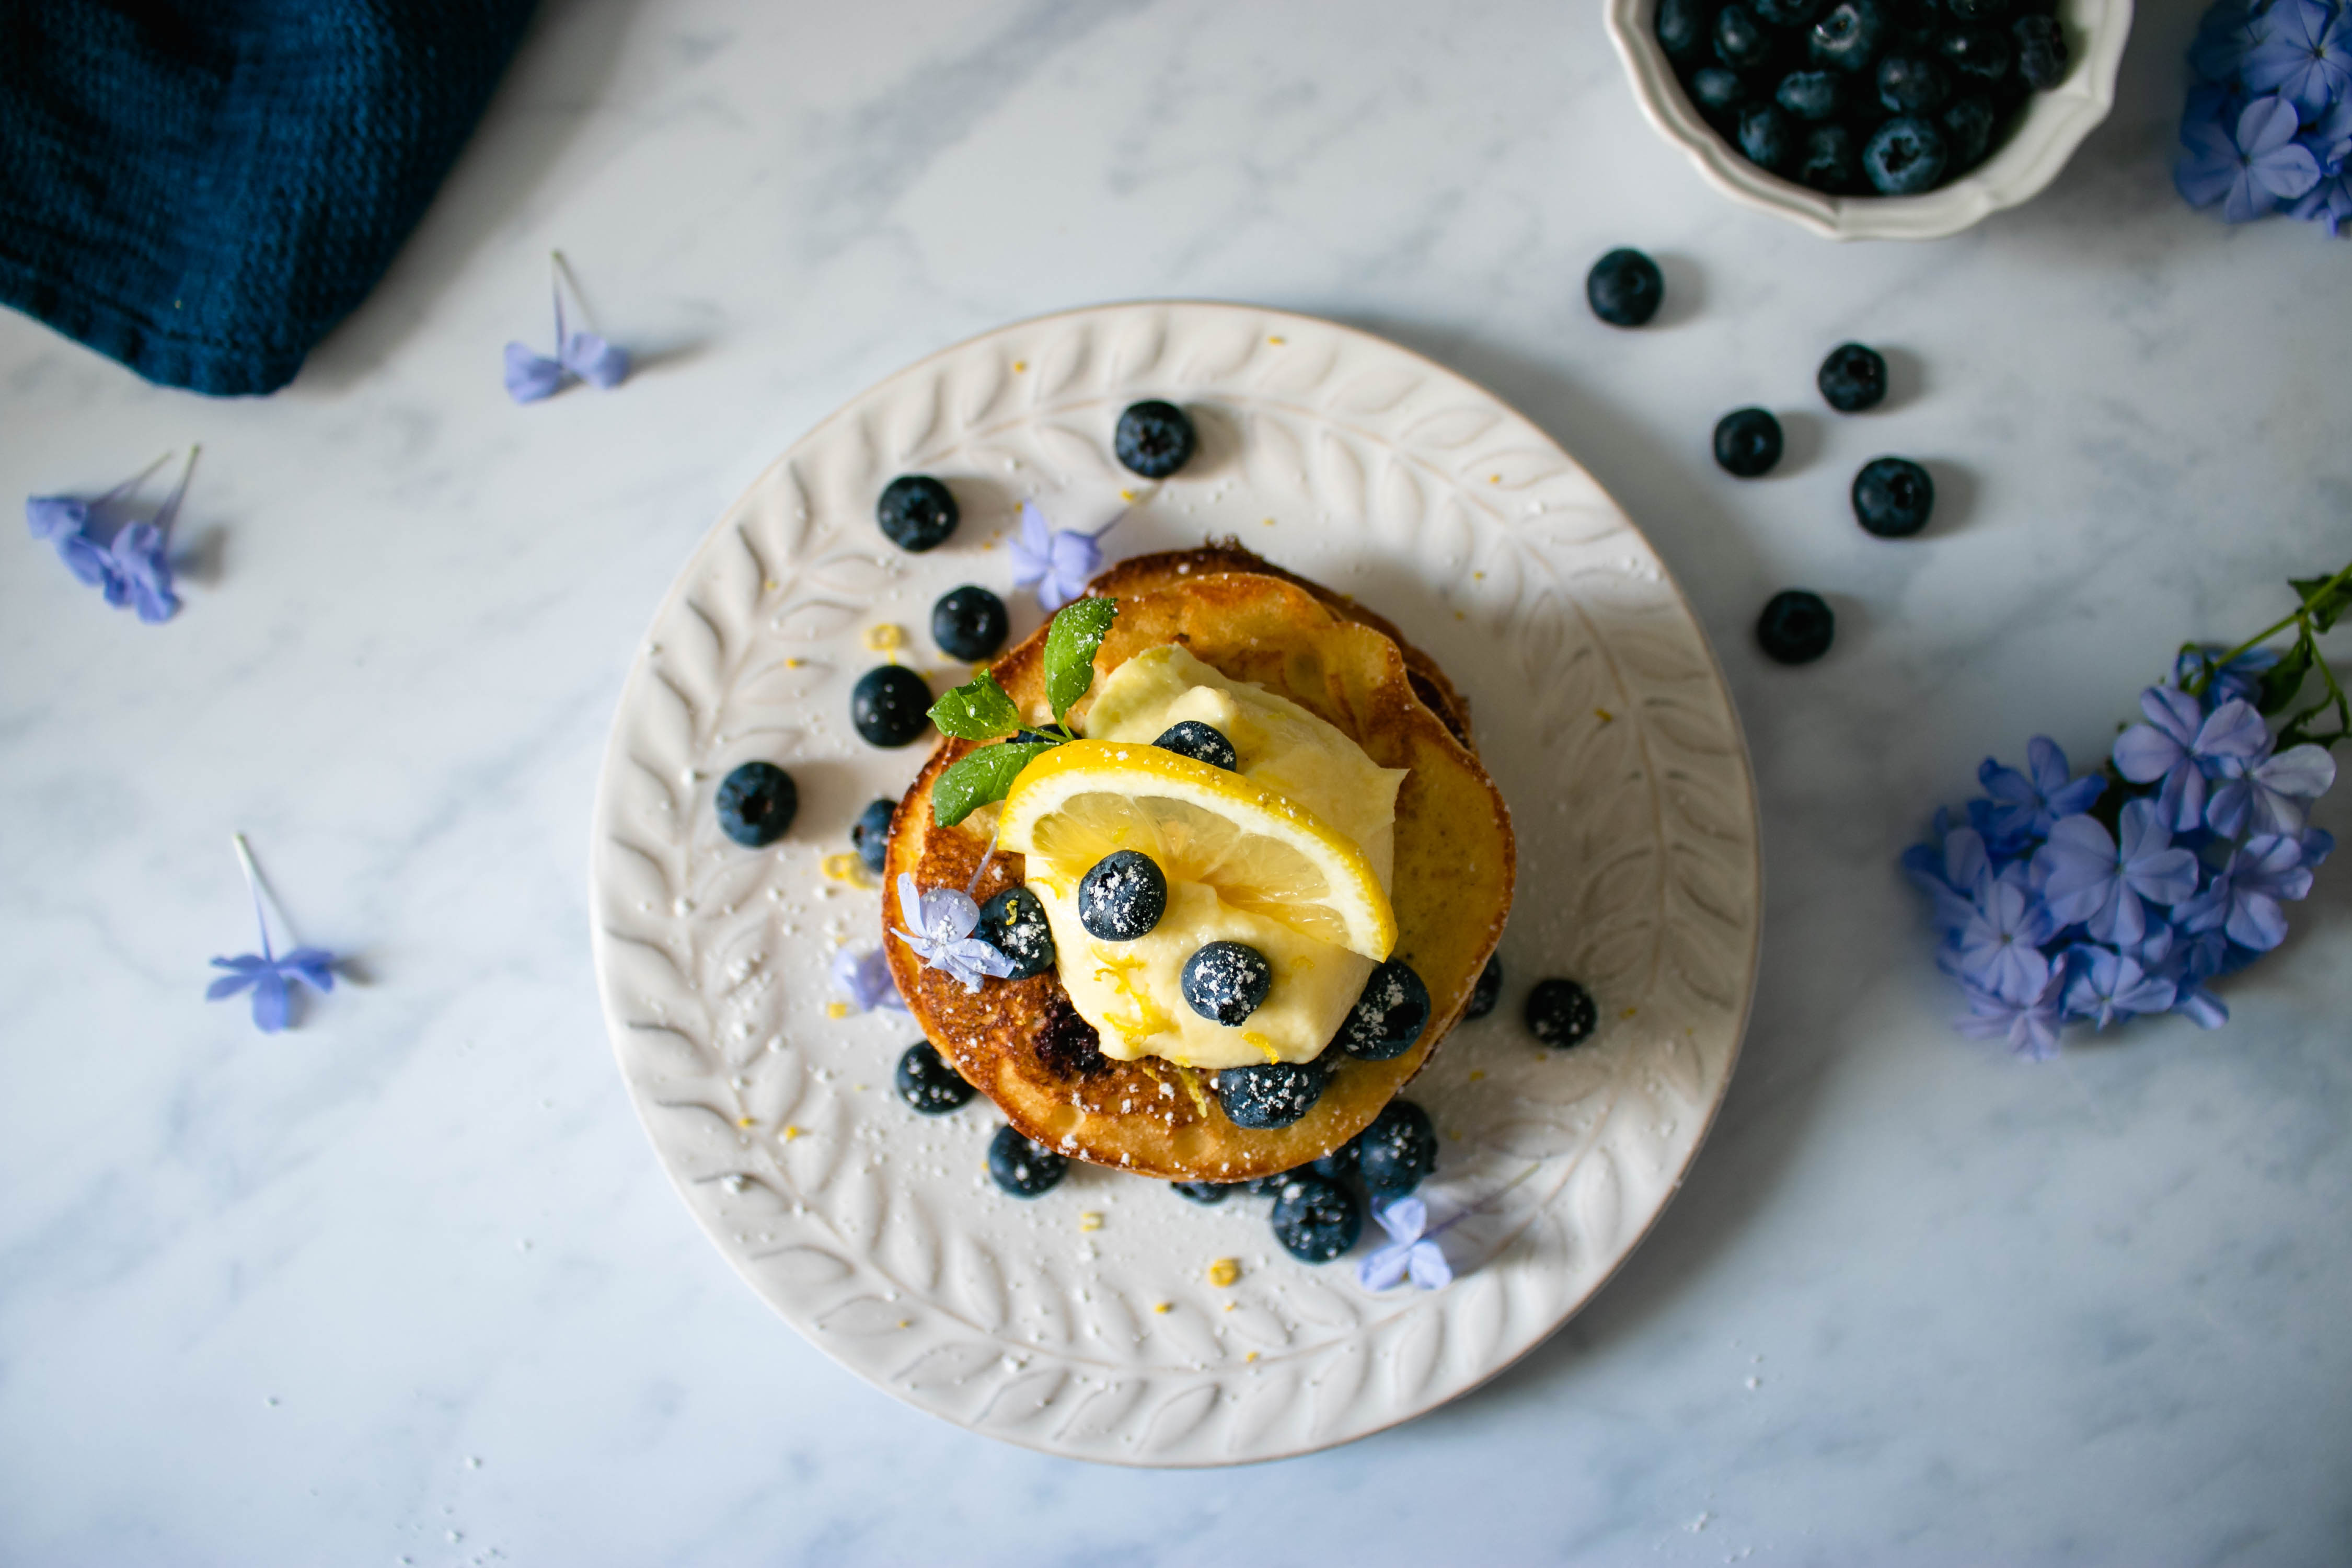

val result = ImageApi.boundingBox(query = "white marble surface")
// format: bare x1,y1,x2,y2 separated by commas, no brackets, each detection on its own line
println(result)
2,0,2347,1561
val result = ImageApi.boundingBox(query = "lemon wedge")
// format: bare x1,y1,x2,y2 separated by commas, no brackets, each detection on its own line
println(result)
998,739,1397,961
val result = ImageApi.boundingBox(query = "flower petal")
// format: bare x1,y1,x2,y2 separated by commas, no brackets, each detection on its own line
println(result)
503,342,566,403
1357,1243,1413,1292
562,332,630,388
250,971,292,1032
1374,1195,1427,1244
25,495,88,541
2254,743,2336,801
206,972,257,1000
1406,1240,1454,1290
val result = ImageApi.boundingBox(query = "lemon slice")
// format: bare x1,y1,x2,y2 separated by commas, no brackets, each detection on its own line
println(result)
998,740,1397,960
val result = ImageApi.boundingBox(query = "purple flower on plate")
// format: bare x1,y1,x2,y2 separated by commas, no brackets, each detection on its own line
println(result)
1979,736,2106,844
2035,799,2200,947
1357,1195,1455,1292
2177,94,2323,220
2243,0,2352,113
1009,500,1121,612
2060,944,2177,1029
2204,734,2335,838
830,944,908,1013
205,835,340,1033
505,251,629,403
1940,865,2058,1004
1956,971,2067,1060
2113,690,2272,832
2176,832,2316,950
891,872,1017,992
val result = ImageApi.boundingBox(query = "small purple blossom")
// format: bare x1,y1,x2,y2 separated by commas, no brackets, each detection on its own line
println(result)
1956,971,2067,1060
1009,500,1121,612
1940,865,2059,1004
505,252,629,403
1357,1195,1455,1292
2113,689,2273,832
2243,0,2352,113
2035,800,2200,947
2177,93,2323,221
205,835,339,1034
24,448,190,620
2060,944,2178,1029
2205,736,2336,838
2177,832,2317,950
1979,737,2105,844
1901,811,1990,936
892,872,1017,992
830,944,908,1013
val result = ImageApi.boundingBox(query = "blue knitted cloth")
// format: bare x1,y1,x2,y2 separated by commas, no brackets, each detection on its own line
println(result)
0,1,537,396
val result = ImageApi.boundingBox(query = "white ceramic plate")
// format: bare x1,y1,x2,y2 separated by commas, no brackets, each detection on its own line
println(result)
589,303,1762,1466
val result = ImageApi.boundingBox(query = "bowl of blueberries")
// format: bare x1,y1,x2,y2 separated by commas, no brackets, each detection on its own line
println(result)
1605,0,2130,239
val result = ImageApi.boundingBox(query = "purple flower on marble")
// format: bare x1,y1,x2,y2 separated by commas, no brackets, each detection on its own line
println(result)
1901,810,1991,936
2204,734,2335,838
2060,944,2178,1029
2173,643,2281,708
1009,500,1120,612
205,835,339,1033
24,448,190,620
2177,833,2318,951
505,252,629,403
1940,865,2059,1004
1979,737,2106,844
2034,799,2200,947
1956,971,2067,1060
2177,93,2323,221
2243,0,2352,113
830,944,908,1013
891,872,1016,993
2113,690,2272,832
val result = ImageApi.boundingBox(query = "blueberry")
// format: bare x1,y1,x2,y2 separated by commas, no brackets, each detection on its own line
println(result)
1466,953,1504,1020
1809,0,1886,71
1876,53,1950,113
987,1125,1067,1197
1587,248,1665,328
875,475,958,552
1817,342,1887,412
1942,94,1997,168
1356,1099,1439,1198
1077,849,1167,941
2012,14,2066,88
851,665,932,747
1690,66,1749,126
895,1041,976,1115
1776,68,1845,120
1738,105,1796,174
976,885,1056,979
1525,977,1600,1048
1757,589,1837,664
1214,1059,1330,1129
714,761,797,847
1310,1136,1361,1182
1862,114,1949,193
850,797,895,873
1714,4,1774,67
1852,455,1935,537
931,585,1008,662
1798,124,1861,191
1938,27,2012,83
1114,400,1196,479
1945,0,2009,18
1182,941,1274,1026
1269,1174,1362,1263
1172,1180,1231,1205
1753,0,1825,25
1241,1171,1297,1196
1154,720,1238,770
1714,408,1784,478
1657,0,1709,58
1334,959,1432,1061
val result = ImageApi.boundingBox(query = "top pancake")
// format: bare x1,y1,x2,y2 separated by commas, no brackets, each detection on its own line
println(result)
882,555,1514,1183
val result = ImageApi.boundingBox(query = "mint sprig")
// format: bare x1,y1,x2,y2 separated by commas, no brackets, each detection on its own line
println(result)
925,597,1119,827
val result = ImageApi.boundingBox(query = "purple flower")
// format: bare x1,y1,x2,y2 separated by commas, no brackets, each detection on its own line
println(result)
1956,971,2067,1060
2243,0,2352,113
1009,500,1120,612
2192,0,2276,85
1939,864,2059,1004
505,252,629,403
1978,737,2106,844
891,872,1017,992
2178,93,2323,220
1902,811,1991,936
205,835,340,1034
2060,944,2178,1028
24,449,188,617
830,944,908,1013
2035,799,2200,946
1357,1195,1455,1292
2177,832,2316,950
2172,643,2281,707
2113,690,2272,832
100,522,179,623
2204,736,2335,838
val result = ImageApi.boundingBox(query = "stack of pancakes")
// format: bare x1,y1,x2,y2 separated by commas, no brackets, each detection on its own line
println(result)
883,544,1515,1183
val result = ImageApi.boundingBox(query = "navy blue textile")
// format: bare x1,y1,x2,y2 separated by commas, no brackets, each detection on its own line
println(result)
0,1,537,396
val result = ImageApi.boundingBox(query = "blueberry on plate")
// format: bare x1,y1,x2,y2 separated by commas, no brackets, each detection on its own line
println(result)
1753,0,1825,26
1310,1135,1362,1182
1172,1180,1231,1205
1775,68,1845,120
1335,959,1432,1060
714,761,797,847
1690,66,1749,125
1876,53,1951,113
896,1041,977,1114
1757,589,1837,664
1817,342,1887,412
1357,1099,1439,1198
850,797,896,873
1714,408,1784,478
1798,124,1861,191
851,665,933,747
1942,95,1997,168
1714,3,1774,67
1862,114,1949,193
976,885,1056,979
1114,400,1196,479
1154,720,1238,770
1852,455,1935,537
1587,247,1665,328
1939,27,2013,83
1809,0,1887,71
1270,1173,1362,1263
1738,105,1796,174
1215,1059,1331,1129
1656,0,1708,59
931,585,1008,662
1466,953,1504,1020
1241,1171,1298,1196
2012,13,2067,88
1077,850,1167,940
1525,977,1600,1048
988,1124,1067,1197
1182,940,1274,1026
875,474,958,552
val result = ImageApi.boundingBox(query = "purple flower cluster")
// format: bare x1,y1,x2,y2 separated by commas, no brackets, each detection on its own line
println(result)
2178,0,2352,233
1906,652,2336,1059
24,448,193,624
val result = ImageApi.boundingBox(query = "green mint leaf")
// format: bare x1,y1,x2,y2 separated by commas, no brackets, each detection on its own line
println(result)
926,670,1021,741
2256,637,2315,716
2290,569,2352,633
1043,597,1119,723
930,741,1058,827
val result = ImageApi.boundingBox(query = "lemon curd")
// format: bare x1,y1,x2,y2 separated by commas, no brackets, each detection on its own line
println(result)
997,646,1405,1070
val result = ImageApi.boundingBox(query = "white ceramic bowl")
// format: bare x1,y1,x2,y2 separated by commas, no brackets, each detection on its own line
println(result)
1606,0,2132,240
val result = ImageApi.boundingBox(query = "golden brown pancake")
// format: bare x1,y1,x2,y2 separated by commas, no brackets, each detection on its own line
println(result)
882,558,1514,1183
